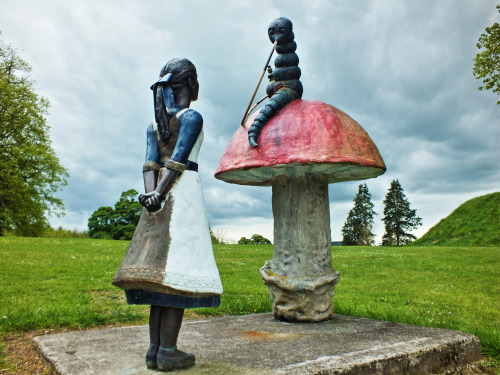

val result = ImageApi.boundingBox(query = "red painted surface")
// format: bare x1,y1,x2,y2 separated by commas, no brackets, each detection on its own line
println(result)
215,100,386,185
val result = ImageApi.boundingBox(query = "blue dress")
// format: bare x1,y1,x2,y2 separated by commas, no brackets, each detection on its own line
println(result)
113,106,223,308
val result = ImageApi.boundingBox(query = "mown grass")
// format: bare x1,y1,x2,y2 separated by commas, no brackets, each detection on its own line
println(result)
0,237,498,363
330,246,499,361
0,238,272,334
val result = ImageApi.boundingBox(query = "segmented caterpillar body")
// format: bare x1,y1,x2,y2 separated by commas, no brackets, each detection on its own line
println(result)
248,17,303,147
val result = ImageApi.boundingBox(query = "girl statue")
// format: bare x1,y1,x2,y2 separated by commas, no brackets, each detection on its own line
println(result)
113,58,223,371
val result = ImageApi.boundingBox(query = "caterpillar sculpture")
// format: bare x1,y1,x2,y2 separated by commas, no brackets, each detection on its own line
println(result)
248,17,303,147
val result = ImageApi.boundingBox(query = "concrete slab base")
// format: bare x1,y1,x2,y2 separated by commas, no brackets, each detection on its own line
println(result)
34,313,482,375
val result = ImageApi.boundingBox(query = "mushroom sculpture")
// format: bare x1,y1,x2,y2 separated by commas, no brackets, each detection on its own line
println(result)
215,99,386,322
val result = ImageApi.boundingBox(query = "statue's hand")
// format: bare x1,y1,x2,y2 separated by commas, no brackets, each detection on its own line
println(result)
267,66,274,82
267,64,275,81
138,193,148,206
139,191,163,212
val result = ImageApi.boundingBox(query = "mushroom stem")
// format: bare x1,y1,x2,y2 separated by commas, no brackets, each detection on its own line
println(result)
260,174,340,321
272,174,332,275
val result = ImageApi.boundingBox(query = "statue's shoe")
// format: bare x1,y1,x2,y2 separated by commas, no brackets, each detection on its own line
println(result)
146,345,159,369
157,346,195,371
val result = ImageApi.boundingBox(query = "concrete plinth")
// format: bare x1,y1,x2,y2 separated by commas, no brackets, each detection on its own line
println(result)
34,313,482,375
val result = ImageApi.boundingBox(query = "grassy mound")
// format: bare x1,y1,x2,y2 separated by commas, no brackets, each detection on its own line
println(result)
412,192,499,246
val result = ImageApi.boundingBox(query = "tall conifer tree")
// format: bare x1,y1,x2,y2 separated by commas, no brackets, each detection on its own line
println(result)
382,179,422,246
341,184,376,246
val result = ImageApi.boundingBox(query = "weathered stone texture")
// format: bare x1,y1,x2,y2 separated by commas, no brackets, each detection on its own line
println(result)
263,174,339,321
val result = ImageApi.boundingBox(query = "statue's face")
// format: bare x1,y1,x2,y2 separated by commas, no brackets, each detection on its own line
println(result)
268,17,293,45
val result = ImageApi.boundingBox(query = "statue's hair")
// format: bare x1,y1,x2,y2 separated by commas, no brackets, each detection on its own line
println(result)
159,58,197,95
155,58,197,143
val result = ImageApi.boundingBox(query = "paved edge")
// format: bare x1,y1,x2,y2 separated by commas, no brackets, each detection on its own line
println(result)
33,313,483,375
278,335,482,374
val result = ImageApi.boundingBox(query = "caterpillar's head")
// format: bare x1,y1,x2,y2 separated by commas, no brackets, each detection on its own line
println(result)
268,17,294,45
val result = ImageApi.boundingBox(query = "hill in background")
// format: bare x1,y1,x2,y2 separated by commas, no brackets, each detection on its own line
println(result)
411,192,499,247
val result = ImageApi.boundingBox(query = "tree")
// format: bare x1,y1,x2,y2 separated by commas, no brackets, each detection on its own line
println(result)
250,234,271,245
238,234,272,245
111,189,142,240
341,183,377,246
88,206,114,239
210,226,220,244
87,189,142,240
209,226,228,244
238,236,251,244
473,6,500,104
382,179,422,246
0,34,68,236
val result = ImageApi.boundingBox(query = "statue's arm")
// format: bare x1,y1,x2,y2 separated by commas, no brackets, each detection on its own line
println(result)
170,110,203,165
141,111,203,212
139,124,161,208
142,123,161,192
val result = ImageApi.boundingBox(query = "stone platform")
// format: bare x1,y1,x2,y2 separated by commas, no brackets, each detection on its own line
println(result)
34,313,482,374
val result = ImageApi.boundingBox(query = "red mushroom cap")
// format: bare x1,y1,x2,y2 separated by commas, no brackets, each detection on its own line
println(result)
215,100,386,186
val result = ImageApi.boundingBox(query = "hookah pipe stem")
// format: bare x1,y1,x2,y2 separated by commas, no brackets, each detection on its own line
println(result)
241,41,278,126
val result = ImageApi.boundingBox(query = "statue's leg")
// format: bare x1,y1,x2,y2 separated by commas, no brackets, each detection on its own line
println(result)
146,305,161,369
157,307,195,371
159,307,184,347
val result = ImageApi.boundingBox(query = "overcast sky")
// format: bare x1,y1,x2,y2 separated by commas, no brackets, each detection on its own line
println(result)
1,0,498,244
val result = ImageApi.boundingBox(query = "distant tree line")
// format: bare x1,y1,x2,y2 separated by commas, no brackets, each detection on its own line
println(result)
43,226,88,239
341,179,422,246
89,181,420,246
209,227,230,244
238,234,272,245
88,191,234,244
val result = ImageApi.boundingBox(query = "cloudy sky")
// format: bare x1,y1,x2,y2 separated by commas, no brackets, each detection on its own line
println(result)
1,0,498,244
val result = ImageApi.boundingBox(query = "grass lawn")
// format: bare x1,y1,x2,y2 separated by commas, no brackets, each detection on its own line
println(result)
0,237,499,372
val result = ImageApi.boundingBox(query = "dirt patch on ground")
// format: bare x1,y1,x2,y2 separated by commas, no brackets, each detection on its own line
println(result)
1,331,54,375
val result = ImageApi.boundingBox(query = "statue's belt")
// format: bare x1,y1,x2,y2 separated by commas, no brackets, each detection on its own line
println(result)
159,160,198,172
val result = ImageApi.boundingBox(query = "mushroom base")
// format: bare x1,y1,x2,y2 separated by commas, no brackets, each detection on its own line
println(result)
260,260,340,322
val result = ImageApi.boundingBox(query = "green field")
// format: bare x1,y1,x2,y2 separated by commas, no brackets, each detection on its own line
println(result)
0,237,499,365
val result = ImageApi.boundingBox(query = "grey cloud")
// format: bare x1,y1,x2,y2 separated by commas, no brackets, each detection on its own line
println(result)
0,0,497,240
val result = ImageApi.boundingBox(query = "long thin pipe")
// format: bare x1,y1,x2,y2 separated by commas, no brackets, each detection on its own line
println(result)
241,41,277,126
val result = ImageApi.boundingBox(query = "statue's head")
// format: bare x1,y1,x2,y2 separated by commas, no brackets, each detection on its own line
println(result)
153,58,199,142
268,17,294,45
159,58,199,101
